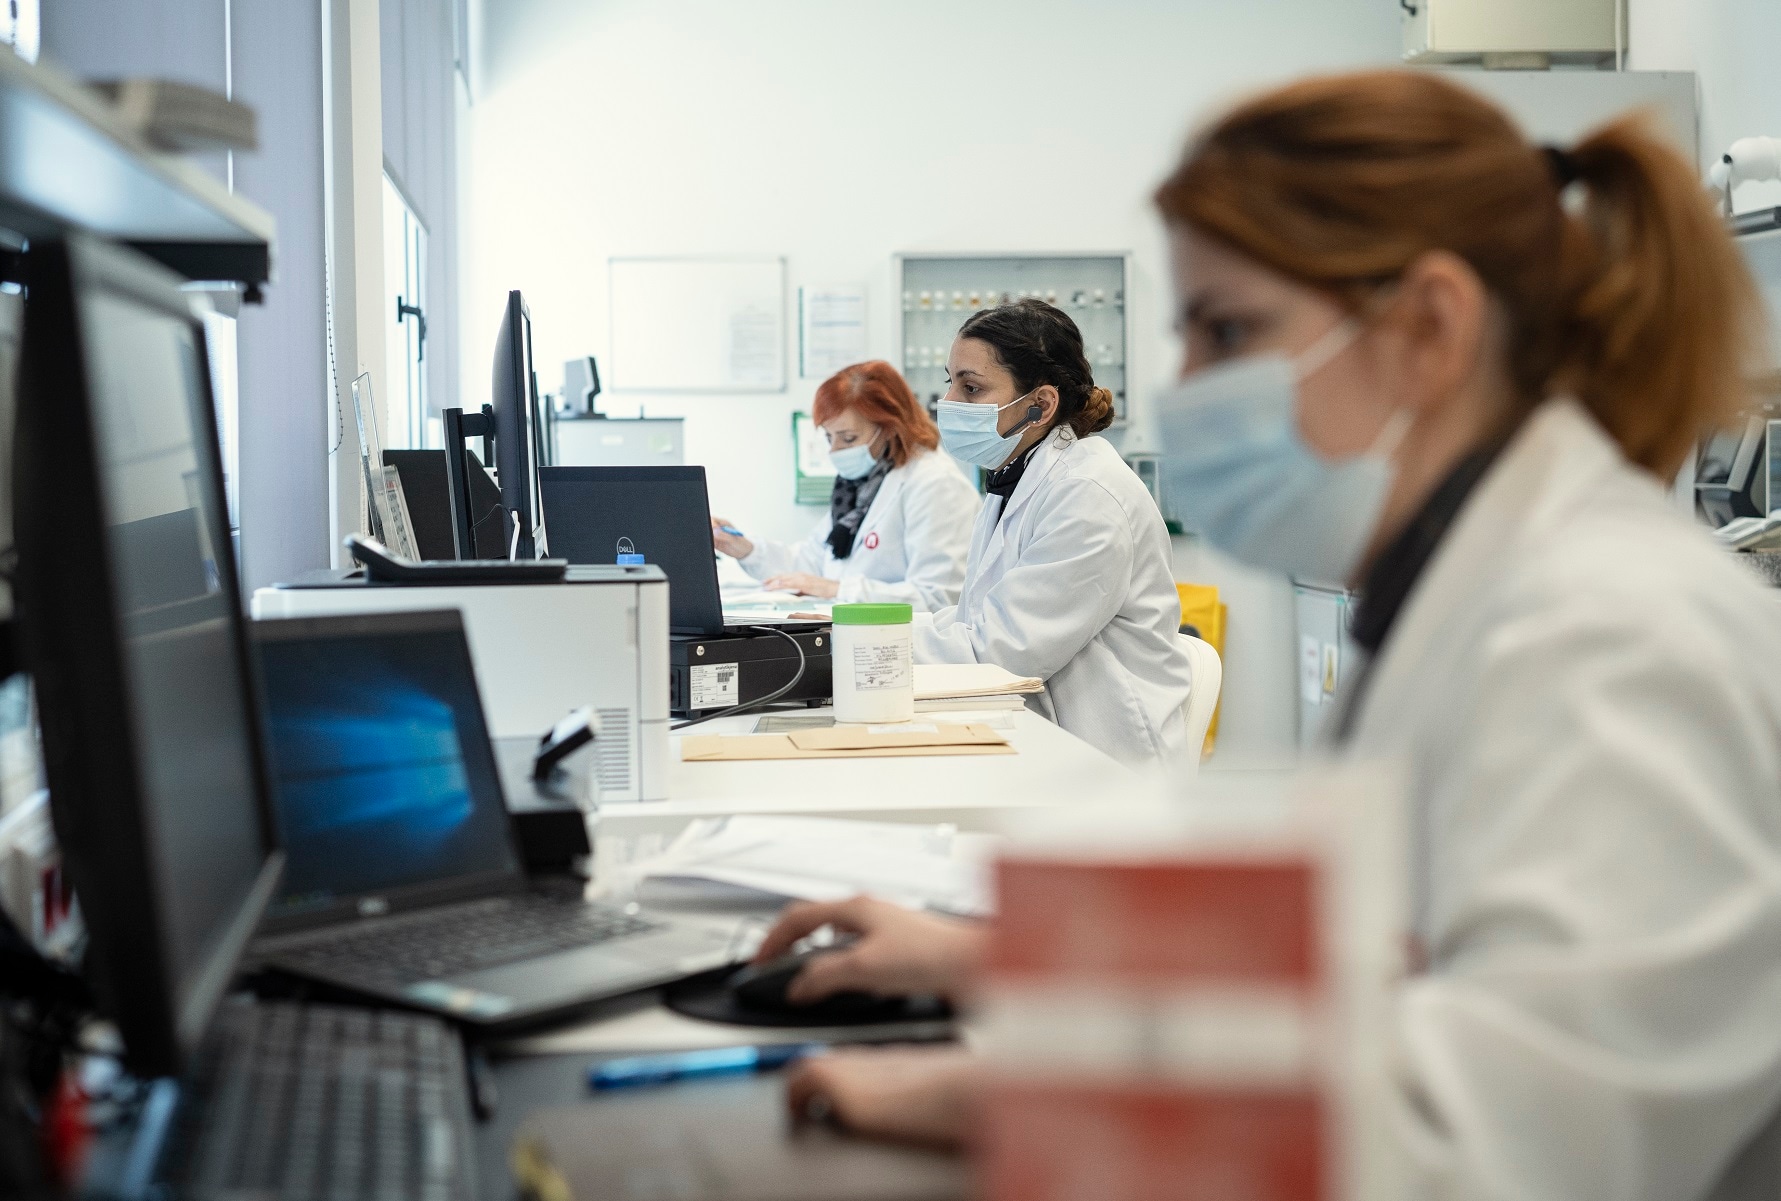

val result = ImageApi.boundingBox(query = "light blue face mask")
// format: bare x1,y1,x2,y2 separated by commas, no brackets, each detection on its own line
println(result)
1154,321,1408,585
936,389,1043,470
828,436,880,481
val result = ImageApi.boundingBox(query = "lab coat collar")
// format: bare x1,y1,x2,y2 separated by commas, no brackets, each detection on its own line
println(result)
978,426,1075,565
1341,399,1635,750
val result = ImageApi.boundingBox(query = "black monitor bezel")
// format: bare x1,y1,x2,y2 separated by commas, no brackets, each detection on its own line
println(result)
493,290,548,559
13,234,282,1080
248,607,528,937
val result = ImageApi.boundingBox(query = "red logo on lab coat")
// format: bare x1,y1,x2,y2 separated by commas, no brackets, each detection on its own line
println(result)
864,532,879,550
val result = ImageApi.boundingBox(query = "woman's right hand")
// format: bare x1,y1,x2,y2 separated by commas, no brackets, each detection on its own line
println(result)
751,896,988,1006
710,516,753,559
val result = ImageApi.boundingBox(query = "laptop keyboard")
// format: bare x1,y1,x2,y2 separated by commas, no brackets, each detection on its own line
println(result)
274,894,663,986
163,999,474,1201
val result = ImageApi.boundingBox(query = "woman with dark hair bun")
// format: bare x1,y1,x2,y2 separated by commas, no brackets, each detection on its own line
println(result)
712,360,977,612
913,298,1194,766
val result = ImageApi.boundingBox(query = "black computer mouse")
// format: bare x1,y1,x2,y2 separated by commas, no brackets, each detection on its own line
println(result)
724,947,948,1024
728,946,843,1011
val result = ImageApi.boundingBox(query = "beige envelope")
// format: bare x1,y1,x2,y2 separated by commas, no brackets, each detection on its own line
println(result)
681,723,1014,762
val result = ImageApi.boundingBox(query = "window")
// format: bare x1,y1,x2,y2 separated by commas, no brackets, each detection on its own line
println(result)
2,0,40,62
200,306,240,533
383,173,429,449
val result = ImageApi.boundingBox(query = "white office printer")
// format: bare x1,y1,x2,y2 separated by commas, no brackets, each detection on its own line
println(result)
251,565,671,802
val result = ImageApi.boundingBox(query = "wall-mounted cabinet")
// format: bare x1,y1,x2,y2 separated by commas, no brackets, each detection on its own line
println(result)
894,252,1131,426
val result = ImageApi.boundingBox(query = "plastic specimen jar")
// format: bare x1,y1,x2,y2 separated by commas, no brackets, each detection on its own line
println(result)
829,603,914,724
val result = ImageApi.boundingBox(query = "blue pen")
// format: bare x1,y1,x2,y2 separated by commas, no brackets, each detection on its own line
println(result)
589,1043,826,1092
718,524,745,537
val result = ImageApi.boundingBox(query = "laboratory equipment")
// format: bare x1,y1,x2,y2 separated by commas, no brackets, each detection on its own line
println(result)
553,415,685,466
894,252,1131,424
1294,581,1358,749
562,354,602,415
1695,219,1781,530
1402,0,1621,66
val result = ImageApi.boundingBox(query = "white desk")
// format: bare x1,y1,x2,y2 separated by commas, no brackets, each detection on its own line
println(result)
506,708,1123,1057
592,707,1129,843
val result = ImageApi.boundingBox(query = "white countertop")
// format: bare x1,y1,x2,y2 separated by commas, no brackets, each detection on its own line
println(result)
591,707,1131,841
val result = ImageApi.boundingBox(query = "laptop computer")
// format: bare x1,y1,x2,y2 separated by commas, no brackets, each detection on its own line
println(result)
540,465,824,636
247,608,734,1027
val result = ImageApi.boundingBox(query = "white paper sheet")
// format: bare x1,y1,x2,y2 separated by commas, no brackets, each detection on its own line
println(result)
621,815,995,917
799,285,868,379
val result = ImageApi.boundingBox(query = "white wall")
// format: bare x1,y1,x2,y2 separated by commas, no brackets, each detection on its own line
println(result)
1630,0,1781,211
467,0,1400,548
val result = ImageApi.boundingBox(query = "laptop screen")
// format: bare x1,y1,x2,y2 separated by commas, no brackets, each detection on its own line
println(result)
253,611,521,921
539,465,726,634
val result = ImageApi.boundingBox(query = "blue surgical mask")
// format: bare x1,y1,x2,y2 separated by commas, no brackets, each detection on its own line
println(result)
1155,321,1408,585
936,389,1042,470
828,439,879,481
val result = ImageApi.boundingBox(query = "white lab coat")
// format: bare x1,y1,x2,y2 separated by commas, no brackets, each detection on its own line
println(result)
915,427,1193,766
740,448,978,613
1336,400,1781,1201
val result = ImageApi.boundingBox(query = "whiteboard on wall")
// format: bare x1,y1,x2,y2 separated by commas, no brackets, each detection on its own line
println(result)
609,257,786,392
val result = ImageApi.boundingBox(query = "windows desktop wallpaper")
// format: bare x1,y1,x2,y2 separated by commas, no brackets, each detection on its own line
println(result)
256,633,516,910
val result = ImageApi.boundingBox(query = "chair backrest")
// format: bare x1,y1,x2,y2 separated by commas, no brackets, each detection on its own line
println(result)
1177,633,1223,771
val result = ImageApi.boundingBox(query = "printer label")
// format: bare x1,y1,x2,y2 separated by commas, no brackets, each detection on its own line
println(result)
690,663,740,708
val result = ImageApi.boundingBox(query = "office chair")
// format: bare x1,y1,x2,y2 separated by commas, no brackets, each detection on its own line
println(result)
1176,633,1223,772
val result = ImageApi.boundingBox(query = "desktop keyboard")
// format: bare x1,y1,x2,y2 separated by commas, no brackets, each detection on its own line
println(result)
273,893,663,985
162,999,475,1201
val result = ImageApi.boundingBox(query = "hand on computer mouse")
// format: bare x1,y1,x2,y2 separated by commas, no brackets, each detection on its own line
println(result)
751,896,987,1007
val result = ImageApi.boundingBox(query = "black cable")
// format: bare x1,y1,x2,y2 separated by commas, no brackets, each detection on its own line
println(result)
670,625,809,731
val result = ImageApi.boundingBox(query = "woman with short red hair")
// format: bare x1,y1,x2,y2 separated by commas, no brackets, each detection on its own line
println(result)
713,360,977,612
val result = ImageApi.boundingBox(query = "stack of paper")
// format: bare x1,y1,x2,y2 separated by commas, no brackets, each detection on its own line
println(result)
624,815,994,915
913,663,1044,712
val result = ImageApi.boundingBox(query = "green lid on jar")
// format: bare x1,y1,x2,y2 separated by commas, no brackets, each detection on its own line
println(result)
830,603,913,626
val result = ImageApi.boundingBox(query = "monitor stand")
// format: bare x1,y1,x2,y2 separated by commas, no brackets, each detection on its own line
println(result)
441,404,498,560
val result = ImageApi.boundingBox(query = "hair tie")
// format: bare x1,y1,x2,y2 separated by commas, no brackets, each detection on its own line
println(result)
1542,144,1581,188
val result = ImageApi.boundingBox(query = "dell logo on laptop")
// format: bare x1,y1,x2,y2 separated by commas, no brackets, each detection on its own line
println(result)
617,537,636,557
358,896,389,917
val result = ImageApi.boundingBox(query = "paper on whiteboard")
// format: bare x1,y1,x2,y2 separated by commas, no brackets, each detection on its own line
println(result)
800,285,868,379
609,257,786,392
729,305,781,386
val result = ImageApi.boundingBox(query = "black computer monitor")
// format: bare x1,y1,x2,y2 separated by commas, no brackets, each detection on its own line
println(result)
12,236,281,1079
539,465,728,635
493,290,548,559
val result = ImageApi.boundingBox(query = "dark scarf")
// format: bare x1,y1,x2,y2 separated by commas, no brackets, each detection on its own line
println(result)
984,441,1043,525
826,455,893,559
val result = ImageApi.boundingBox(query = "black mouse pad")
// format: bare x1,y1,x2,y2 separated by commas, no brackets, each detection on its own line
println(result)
663,965,955,1029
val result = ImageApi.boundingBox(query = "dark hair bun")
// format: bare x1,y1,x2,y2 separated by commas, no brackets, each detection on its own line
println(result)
956,299,1112,439
1080,386,1116,434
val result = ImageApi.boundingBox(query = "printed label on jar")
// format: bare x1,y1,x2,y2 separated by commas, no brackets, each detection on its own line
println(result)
852,643,911,691
689,662,739,708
